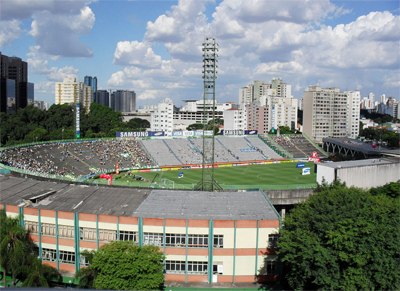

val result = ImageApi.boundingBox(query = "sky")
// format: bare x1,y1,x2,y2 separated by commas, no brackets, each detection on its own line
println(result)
0,0,399,108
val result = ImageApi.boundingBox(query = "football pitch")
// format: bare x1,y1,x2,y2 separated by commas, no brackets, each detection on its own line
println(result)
96,161,317,191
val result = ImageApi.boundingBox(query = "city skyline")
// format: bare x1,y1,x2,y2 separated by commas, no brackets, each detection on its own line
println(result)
0,0,399,107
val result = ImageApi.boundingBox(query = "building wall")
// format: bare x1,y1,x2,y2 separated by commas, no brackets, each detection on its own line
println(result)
1,204,279,285
317,160,400,189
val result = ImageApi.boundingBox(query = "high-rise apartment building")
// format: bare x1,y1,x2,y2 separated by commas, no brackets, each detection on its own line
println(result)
84,75,97,101
111,90,136,113
94,90,110,107
55,77,92,112
151,98,174,134
227,79,297,133
265,96,298,132
0,53,29,113
303,86,360,143
346,91,361,139
239,78,291,106
223,107,247,131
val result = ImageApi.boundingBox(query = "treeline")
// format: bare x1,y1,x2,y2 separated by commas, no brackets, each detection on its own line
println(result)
0,103,150,146
266,182,400,290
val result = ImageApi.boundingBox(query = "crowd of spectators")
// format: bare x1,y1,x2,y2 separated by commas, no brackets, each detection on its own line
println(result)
0,136,294,177
0,140,156,177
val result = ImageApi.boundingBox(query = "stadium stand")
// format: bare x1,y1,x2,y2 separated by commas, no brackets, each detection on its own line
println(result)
270,135,327,158
0,140,155,176
0,136,283,175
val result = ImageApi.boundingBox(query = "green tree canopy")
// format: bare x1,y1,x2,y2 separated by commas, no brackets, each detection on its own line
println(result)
0,210,61,287
87,241,164,290
278,182,400,290
126,118,150,131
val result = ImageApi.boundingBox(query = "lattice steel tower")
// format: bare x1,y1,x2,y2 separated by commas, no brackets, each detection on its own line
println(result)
195,37,222,191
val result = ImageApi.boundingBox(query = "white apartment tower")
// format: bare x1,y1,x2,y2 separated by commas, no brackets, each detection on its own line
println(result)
303,86,360,143
346,91,361,139
150,98,174,135
55,77,92,112
239,80,270,105
265,96,298,132
229,79,297,133
223,108,247,131
239,78,292,106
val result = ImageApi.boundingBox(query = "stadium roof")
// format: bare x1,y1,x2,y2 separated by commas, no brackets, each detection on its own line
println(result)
0,175,279,220
0,175,150,216
134,189,279,220
319,157,400,169
323,137,400,157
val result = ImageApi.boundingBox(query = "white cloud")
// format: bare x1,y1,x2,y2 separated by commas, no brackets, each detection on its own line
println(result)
109,0,399,105
0,0,95,57
30,6,95,57
0,20,22,47
383,74,400,89
27,45,78,81
146,0,210,43
214,0,342,25
113,41,163,68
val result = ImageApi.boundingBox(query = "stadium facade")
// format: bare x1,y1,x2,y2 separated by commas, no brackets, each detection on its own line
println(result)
1,175,280,285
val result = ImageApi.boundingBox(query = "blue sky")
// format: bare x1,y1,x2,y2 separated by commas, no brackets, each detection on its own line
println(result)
0,0,399,107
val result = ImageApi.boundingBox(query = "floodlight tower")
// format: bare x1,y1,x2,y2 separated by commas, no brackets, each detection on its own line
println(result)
195,37,222,191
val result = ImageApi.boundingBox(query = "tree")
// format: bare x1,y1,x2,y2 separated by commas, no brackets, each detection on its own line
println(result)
83,103,123,137
278,182,400,290
126,118,150,131
75,250,97,289
0,211,35,286
370,181,400,198
186,123,204,130
0,210,61,287
90,241,165,290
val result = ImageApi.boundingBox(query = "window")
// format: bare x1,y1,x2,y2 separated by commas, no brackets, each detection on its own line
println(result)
119,230,137,241
25,221,39,234
187,234,208,248
268,234,279,249
59,224,75,238
165,233,185,247
165,260,208,274
59,250,75,264
41,223,56,236
98,229,117,241
143,232,163,246
80,227,97,241
165,260,186,273
42,248,56,261
263,259,278,275
213,235,224,248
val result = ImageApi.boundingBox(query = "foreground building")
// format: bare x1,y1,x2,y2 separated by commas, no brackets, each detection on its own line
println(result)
0,175,280,285
317,157,400,189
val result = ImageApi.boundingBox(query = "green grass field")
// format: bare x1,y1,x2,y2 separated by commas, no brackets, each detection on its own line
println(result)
92,161,317,191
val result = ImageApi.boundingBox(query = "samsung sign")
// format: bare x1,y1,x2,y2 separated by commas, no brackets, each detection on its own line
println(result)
116,131,165,138
221,130,258,136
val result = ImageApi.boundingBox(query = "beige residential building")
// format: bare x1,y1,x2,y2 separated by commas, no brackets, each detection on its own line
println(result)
55,77,92,112
303,86,360,143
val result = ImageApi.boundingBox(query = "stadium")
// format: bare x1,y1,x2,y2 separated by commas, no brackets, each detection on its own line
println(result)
1,132,397,287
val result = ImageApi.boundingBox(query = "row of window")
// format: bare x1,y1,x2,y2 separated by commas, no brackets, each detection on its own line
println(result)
41,248,83,265
143,232,224,248
25,221,224,248
165,260,208,274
